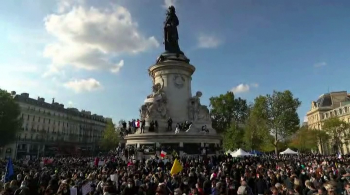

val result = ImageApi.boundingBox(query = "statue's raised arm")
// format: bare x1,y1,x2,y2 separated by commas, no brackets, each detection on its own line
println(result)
163,6,183,54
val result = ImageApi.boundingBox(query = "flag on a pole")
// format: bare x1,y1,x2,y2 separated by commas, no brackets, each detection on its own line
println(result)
160,150,167,158
170,159,183,175
5,158,14,182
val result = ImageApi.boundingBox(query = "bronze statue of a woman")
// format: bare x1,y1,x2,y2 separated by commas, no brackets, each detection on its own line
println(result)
164,6,183,54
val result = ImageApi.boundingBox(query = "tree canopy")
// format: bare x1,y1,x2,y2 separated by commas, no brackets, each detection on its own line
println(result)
243,100,269,151
211,90,301,154
223,122,245,150
289,126,318,152
252,90,301,154
209,91,248,133
100,120,119,151
0,89,22,148
322,117,349,153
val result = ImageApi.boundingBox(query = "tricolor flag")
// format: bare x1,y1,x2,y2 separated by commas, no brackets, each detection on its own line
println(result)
135,120,140,128
160,150,167,158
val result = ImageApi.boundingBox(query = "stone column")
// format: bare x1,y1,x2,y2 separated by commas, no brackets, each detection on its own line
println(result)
179,142,184,157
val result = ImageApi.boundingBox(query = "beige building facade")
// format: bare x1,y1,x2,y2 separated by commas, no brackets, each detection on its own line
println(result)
306,91,350,154
0,91,110,159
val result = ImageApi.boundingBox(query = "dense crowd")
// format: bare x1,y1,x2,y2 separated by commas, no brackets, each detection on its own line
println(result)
119,118,208,137
1,152,350,195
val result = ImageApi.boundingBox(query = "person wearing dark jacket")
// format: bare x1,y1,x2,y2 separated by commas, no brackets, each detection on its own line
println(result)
255,174,268,195
122,179,138,195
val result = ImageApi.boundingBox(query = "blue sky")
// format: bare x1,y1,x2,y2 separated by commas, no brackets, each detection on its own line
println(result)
1,0,350,123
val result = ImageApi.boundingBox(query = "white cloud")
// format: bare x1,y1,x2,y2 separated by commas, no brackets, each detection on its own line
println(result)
197,34,221,49
42,64,66,78
231,83,258,94
64,78,102,93
43,4,159,76
111,60,124,73
163,0,177,9
314,62,327,68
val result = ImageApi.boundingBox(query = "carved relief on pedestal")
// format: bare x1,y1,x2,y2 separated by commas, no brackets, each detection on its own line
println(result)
140,99,168,120
141,74,168,120
197,105,210,121
173,74,185,89
188,91,210,122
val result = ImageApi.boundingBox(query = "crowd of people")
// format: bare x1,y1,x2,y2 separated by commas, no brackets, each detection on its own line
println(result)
120,118,210,137
1,151,350,195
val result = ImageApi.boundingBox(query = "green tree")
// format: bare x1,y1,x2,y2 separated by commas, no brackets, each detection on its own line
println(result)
0,89,22,147
252,90,301,155
100,120,119,150
315,130,330,154
289,126,318,152
244,96,269,151
209,91,248,133
322,117,350,153
223,122,245,150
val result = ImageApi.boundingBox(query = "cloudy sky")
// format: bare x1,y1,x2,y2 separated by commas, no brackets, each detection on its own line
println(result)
1,0,350,123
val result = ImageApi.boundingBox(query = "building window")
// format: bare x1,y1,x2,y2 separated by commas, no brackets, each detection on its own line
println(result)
38,117,40,122
339,109,343,115
345,107,348,113
27,115,29,120
48,119,50,124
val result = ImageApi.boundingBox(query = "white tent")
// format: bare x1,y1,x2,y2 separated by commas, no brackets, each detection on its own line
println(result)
280,148,298,155
230,148,252,157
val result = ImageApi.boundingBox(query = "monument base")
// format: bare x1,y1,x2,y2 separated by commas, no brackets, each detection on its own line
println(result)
124,132,222,156
156,52,190,64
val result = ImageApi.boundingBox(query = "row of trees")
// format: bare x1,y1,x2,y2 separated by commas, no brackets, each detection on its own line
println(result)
289,117,350,154
209,90,301,154
210,90,350,154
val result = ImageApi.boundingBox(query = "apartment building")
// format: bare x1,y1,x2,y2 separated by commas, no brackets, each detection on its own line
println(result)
306,91,350,154
0,91,110,159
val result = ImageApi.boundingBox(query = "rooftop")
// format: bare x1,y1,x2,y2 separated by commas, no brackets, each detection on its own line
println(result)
314,91,350,108
11,91,107,123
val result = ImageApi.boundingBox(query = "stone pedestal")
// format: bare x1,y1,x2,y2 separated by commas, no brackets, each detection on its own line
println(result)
149,60,195,122
131,52,221,153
